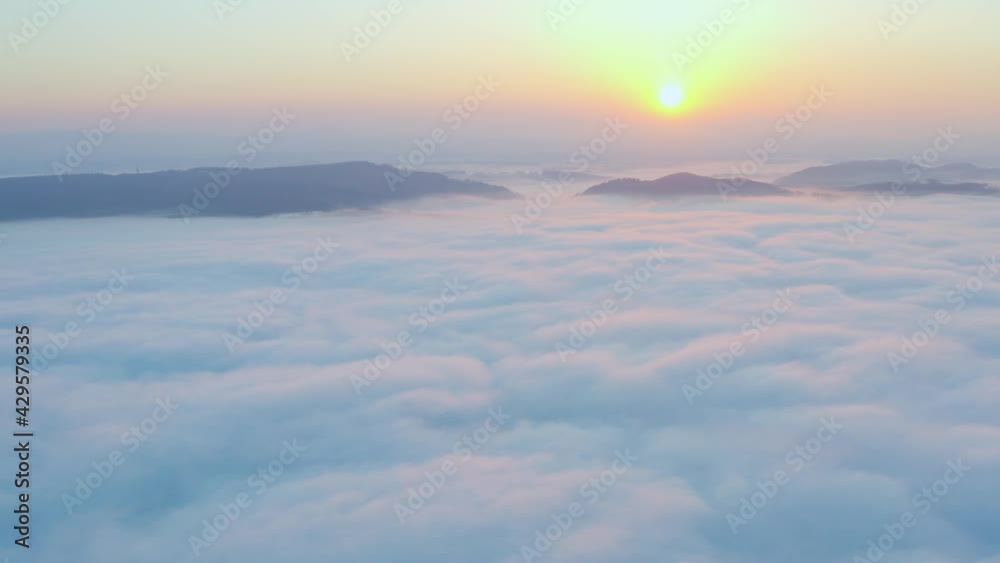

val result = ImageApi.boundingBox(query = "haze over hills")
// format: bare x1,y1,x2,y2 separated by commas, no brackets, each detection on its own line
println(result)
932,162,1000,181
581,172,788,199
575,164,1000,201
775,160,1000,188
845,181,999,197
3,159,999,224
454,169,610,185
0,161,515,221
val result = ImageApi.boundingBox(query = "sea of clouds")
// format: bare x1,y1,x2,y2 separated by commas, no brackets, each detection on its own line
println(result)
0,190,998,563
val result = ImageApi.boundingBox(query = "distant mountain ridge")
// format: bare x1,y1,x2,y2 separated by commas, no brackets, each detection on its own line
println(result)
0,161,515,221
776,160,1000,188
460,169,609,184
578,165,1000,201
846,181,999,197
3,160,996,223
581,172,788,199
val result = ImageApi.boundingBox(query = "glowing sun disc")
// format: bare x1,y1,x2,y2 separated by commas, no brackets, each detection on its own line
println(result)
659,84,685,108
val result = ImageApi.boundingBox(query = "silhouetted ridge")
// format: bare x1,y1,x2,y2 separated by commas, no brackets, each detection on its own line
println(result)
776,160,1000,188
581,172,787,199
0,161,515,221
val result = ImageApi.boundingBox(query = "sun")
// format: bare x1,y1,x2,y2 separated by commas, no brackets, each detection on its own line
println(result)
658,84,685,109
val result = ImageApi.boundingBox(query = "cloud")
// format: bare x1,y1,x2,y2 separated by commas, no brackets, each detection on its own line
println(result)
0,192,997,562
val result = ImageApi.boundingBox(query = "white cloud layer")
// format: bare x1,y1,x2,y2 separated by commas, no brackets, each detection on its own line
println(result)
0,191,997,563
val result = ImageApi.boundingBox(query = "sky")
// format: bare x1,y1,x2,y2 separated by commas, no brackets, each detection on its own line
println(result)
2,4,999,561
2,0,999,173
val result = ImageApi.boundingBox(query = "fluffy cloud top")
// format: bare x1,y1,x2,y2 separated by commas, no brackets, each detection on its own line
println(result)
0,191,997,563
